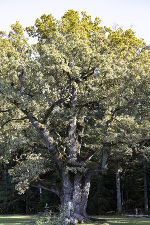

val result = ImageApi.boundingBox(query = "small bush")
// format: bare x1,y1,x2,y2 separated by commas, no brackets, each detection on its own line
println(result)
36,206,66,225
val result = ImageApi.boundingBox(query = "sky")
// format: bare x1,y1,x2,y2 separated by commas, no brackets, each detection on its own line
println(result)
0,0,149,44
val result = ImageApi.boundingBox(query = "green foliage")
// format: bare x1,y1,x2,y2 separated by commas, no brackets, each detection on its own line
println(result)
0,10,149,214
36,206,65,225
9,153,48,194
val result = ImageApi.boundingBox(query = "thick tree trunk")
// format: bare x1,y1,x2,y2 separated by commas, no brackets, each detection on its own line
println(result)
62,169,75,224
61,168,91,224
143,157,148,213
62,83,83,224
116,169,122,214
27,82,93,224
73,174,82,215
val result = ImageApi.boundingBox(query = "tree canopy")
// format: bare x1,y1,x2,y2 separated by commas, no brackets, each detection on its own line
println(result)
0,10,149,224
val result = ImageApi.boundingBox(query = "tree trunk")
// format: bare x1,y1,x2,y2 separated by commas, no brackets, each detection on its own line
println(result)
25,191,29,214
61,168,91,224
143,157,148,213
27,83,93,224
62,169,75,224
79,173,91,217
116,169,122,214
101,143,109,171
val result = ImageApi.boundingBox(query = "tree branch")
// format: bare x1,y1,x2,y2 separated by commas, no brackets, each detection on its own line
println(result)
18,66,25,96
0,117,27,129
31,184,60,197
81,67,97,81
42,82,70,124
42,98,64,124
26,113,63,167
0,89,63,167
74,67,97,83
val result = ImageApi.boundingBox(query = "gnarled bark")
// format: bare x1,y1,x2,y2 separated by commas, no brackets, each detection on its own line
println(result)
61,168,92,224
79,173,91,217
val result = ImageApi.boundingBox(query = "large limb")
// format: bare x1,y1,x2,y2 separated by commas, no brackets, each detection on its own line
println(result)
42,83,70,124
31,177,61,198
0,87,63,168
25,112,63,168
68,84,78,161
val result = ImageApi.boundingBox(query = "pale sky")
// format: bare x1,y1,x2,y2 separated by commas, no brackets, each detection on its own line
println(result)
0,0,149,44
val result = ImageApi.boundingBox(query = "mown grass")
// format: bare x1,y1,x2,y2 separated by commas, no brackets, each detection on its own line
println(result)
0,215,150,225
0,215,35,225
83,216,150,225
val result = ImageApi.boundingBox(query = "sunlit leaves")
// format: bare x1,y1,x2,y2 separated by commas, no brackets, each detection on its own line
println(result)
0,10,149,194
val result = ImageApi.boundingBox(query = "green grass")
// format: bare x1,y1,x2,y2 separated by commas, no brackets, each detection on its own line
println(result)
82,216,150,225
0,215,150,225
0,215,35,225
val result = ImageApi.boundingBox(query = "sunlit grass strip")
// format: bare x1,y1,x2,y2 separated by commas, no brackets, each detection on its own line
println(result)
0,215,150,225
81,216,150,225
0,215,32,218
0,215,35,225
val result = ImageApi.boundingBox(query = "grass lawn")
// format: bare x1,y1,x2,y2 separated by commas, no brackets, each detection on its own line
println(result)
83,216,150,225
0,215,150,224
0,215,35,225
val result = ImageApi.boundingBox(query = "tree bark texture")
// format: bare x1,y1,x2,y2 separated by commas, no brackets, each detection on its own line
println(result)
68,85,77,161
143,157,148,213
101,143,109,171
116,169,122,214
61,168,91,224
25,84,92,224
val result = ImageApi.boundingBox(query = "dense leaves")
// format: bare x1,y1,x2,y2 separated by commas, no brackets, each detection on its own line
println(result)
0,10,150,221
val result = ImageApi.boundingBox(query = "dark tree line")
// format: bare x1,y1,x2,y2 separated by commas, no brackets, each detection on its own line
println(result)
0,152,150,215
